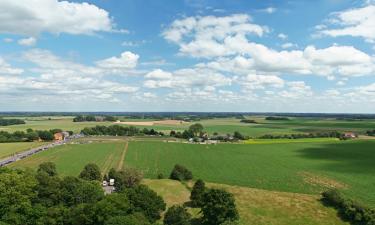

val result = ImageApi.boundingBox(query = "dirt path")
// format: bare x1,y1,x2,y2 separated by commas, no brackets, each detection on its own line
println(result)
117,141,128,170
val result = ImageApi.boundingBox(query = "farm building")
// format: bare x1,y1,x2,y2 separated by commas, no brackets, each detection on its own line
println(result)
54,131,70,141
343,132,357,138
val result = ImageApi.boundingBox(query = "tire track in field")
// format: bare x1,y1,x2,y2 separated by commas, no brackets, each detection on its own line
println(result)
102,153,114,176
117,142,128,170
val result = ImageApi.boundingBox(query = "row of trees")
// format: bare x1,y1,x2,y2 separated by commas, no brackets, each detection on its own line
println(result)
366,130,375,136
322,189,375,224
0,128,66,143
73,115,117,122
259,131,344,140
0,162,166,225
0,118,25,126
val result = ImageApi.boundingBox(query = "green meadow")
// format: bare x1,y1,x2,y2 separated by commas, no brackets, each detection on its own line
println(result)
10,139,375,207
2,116,375,137
0,142,47,159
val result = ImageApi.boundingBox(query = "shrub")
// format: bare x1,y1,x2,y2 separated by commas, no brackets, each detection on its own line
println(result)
164,205,191,225
157,173,164,179
190,179,205,207
170,164,193,181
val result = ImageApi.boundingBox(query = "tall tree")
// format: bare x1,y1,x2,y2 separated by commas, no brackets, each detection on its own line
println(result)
190,179,205,207
201,189,239,225
79,163,102,181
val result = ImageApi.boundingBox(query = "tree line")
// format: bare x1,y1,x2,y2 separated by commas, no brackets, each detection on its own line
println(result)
0,128,70,143
0,118,25,126
259,131,344,140
73,115,117,122
80,125,164,136
322,189,375,224
0,162,239,225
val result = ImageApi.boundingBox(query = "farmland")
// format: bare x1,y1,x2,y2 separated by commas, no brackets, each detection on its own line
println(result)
2,115,375,137
0,142,48,159
9,138,375,207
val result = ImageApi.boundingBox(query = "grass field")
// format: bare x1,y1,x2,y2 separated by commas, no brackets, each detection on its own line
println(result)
2,116,375,137
0,142,48,159
124,140,375,206
144,179,347,225
10,141,127,176
10,139,375,207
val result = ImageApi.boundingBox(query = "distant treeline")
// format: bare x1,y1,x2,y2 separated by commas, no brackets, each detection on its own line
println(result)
0,129,65,143
366,130,375,136
240,119,257,124
322,189,375,225
259,131,343,139
73,115,117,122
0,118,25,126
81,125,164,136
265,116,290,121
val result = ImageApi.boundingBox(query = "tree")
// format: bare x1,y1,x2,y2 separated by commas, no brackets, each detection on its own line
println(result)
60,176,104,206
38,162,58,176
37,130,54,141
79,163,102,181
164,205,191,225
125,185,166,223
188,123,204,136
94,193,131,224
190,179,205,207
105,213,151,225
170,164,193,181
233,131,244,140
201,189,239,225
114,168,143,191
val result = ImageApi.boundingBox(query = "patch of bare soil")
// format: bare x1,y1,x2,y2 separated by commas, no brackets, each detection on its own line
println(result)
300,171,348,189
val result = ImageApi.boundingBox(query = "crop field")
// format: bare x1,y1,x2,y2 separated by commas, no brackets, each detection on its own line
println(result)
144,179,346,225
125,140,375,206
0,142,47,159
3,116,375,137
10,138,375,207
9,141,127,176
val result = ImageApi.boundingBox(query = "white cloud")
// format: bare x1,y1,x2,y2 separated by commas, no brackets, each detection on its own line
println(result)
239,74,284,90
0,0,123,36
144,68,231,89
18,37,37,46
0,57,24,75
96,51,139,70
145,69,173,79
162,14,267,58
278,33,288,40
281,42,296,49
3,38,13,43
318,4,375,42
261,7,277,14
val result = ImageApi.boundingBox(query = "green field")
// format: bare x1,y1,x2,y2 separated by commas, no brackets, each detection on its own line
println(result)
2,116,375,137
10,141,127,176
0,142,47,159
144,179,346,225
10,139,375,207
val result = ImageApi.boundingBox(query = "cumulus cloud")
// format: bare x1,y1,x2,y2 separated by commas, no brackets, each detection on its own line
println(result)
239,74,285,90
96,51,139,70
145,69,173,79
318,4,375,42
0,57,24,75
18,37,37,46
144,68,231,89
0,0,124,36
162,14,268,58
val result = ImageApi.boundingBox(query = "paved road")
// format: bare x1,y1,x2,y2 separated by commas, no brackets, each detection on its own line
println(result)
0,134,84,167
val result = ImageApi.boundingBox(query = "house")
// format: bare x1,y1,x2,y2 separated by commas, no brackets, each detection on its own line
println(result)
343,132,357,138
54,131,70,141
54,133,64,141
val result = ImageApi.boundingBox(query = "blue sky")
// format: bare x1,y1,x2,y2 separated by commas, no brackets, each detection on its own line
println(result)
1,0,375,112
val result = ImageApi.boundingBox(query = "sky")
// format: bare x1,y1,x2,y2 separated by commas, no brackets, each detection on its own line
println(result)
1,0,375,112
